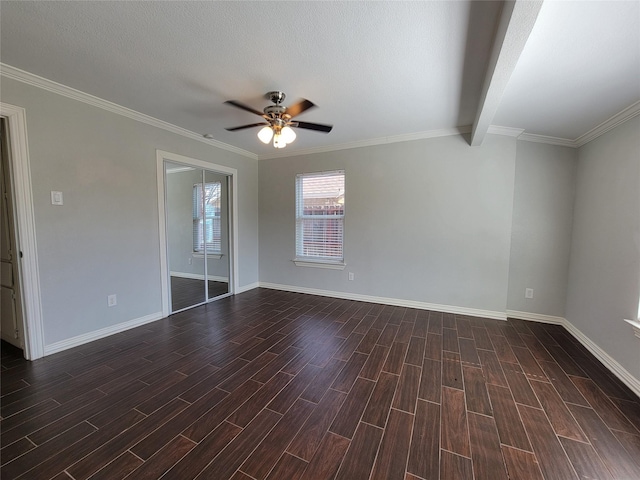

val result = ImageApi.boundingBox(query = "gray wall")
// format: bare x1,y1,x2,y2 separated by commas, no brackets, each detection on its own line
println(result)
507,141,577,316
565,116,640,380
166,167,229,280
1,77,258,346
259,134,517,314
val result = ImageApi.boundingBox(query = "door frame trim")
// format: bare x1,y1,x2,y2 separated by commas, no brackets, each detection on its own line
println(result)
156,150,239,317
0,103,45,360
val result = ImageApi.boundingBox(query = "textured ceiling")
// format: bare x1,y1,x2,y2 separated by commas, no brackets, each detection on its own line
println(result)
1,1,638,156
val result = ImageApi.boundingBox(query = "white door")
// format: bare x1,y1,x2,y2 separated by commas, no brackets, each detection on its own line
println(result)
0,118,25,349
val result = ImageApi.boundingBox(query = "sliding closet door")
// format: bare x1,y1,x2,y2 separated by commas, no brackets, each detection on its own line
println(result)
204,170,230,299
165,163,206,312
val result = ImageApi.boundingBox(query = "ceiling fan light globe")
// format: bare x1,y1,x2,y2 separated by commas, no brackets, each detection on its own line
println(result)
281,126,296,144
257,126,273,144
273,133,287,148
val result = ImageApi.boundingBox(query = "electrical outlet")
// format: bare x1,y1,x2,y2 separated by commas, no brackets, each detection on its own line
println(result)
107,294,117,307
525,288,534,299
348,272,354,281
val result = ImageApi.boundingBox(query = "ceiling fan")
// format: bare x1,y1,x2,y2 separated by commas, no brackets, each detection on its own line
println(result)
223,91,333,148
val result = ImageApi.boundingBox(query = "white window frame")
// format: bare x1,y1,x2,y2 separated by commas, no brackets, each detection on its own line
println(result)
293,170,346,270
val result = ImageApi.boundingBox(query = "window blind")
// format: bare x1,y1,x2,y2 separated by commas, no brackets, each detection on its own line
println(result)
193,182,222,253
295,170,345,261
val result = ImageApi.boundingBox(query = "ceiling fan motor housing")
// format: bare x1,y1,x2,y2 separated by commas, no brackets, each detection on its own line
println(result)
266,91,286,105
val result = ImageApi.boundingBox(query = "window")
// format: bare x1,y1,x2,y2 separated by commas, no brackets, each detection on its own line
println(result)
193,181,221,253
295,170,345,263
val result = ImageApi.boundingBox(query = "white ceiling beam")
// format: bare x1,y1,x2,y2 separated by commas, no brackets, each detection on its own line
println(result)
470,0,544,146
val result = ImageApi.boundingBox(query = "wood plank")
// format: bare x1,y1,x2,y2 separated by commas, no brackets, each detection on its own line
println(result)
440,450,473,480
418,357,442,404
462,365,492,415
559,436,614,480
486,384,531,451
442,351,463,390
424,333,442,361
228,373,293,427
162,421,243,479
330,352,368,393
501,446,544,480
442,328,459,353
511,346,548,381
2,421,96,479
456,317,473,339
571,376,640,435
395,322,414,344
123,435,197,480
471,326,493,350
382,342,408,375
405,336,426,366
392,363,421,414
568,403,640,479
335,422,384,480
355,328,381,355
287,388,346,461
441,386,470,457
299,358,345,404
407,399,440,480
478,349,508,387
298,432,350,480
487,334,518,363
468,412,508,480
264,453,308,480
359,345,389,381
88,451,142,480
370,408,413,480
376,324,399,347
329,377,376,439
240,399,316,480
518,404,578,480
458,337,481,367
529,380,587,442
537,360,589,406
268,363,322,413
500,361,540,408
362,371,399,428
192,409,282,480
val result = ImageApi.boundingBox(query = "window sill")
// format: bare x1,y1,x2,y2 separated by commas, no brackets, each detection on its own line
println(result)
623,319,640,339
192,253,223,260
292,259,346,270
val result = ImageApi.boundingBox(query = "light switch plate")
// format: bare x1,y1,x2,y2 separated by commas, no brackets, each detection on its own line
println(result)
51,191,63,205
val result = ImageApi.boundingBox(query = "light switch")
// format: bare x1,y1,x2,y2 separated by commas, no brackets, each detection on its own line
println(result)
51,191,63,206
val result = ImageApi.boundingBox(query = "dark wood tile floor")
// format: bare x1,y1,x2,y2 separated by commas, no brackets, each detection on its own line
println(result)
2,288,639,479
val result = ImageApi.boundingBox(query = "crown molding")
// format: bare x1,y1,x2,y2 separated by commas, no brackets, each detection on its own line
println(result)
517,133,577,148
487,125,525,137
574,101,640,148
0,63,258,160
258,126,473,160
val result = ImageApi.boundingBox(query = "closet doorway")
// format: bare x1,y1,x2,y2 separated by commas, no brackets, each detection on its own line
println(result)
157,151,238,315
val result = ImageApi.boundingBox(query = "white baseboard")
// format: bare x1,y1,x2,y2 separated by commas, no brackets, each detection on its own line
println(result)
506,310,565,325
507,309,640,398
170,271,229,283
258,282,507,320
236,282,260,294
44,311,163,356
561,318,640,398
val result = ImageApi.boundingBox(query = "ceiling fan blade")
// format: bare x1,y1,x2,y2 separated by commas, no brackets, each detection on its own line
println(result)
286,99,316,118
225,122,268,131
294,121,333,133
224,100,265,117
